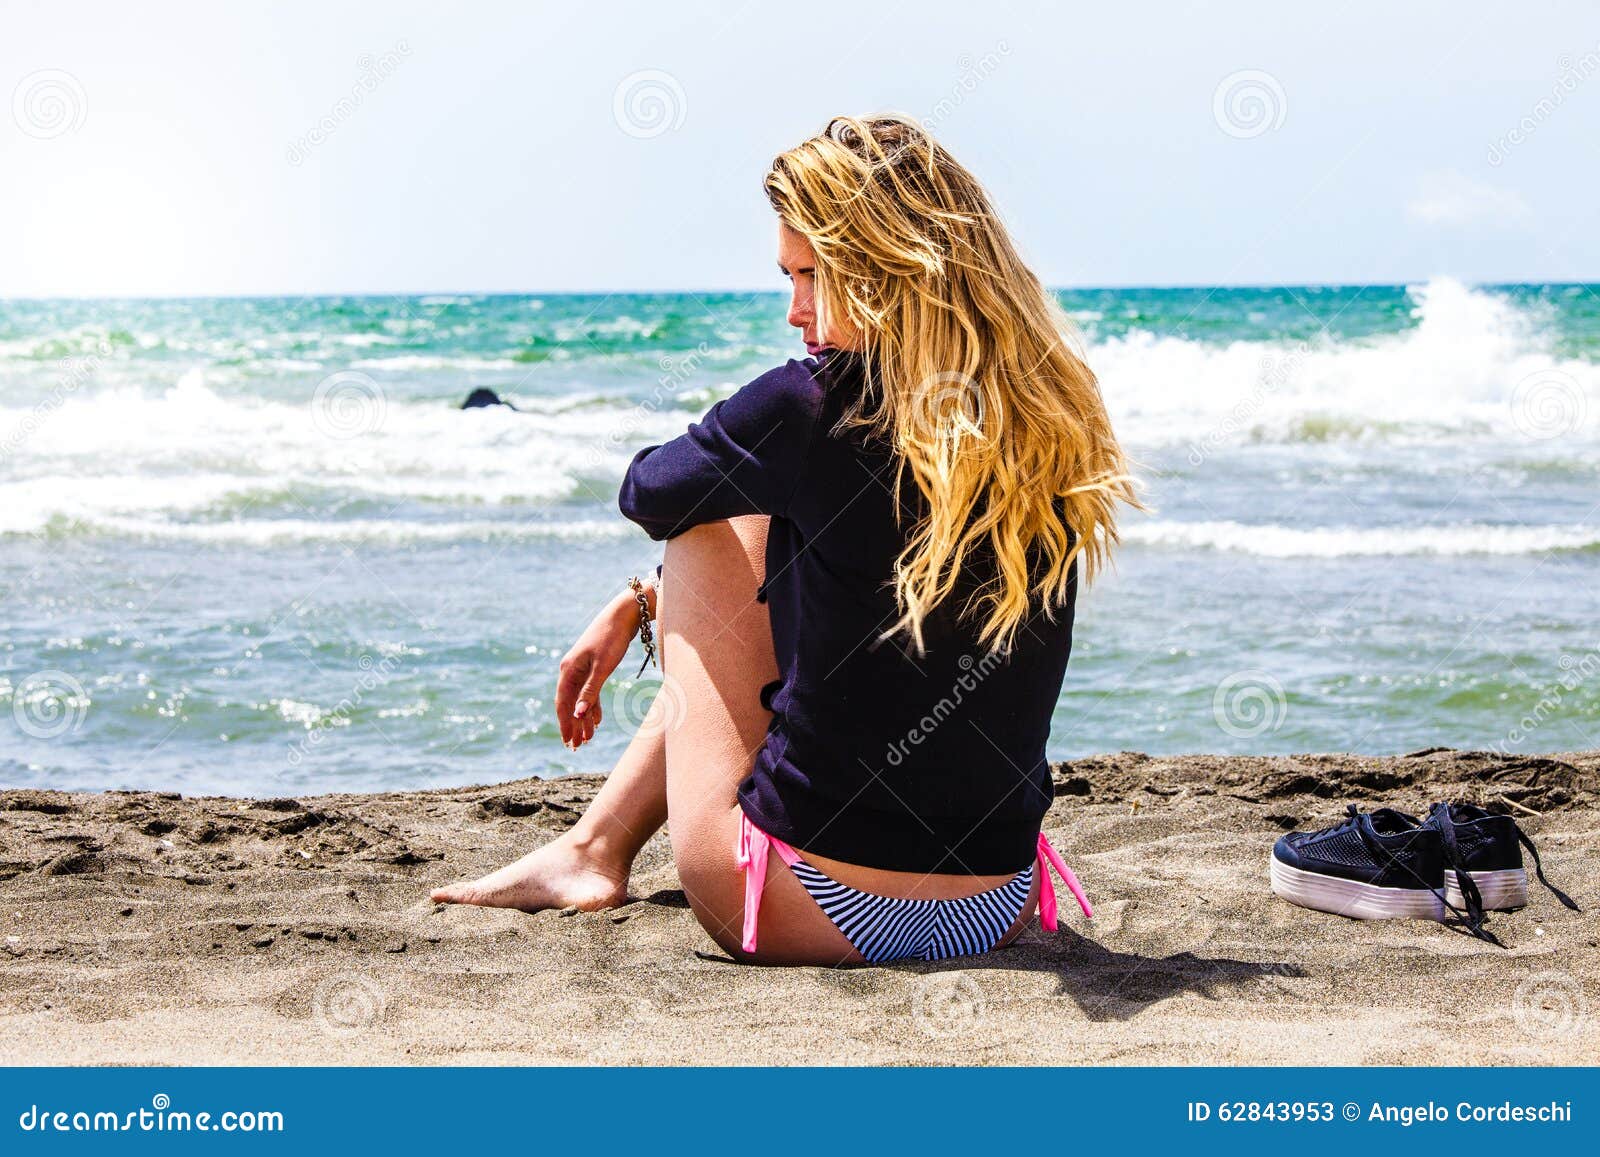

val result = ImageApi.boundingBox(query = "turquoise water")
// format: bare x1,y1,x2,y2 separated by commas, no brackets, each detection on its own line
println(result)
3,280,1599,795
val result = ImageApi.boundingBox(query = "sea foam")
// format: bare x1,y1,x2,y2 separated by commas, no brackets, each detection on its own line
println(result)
1096,278,1596,448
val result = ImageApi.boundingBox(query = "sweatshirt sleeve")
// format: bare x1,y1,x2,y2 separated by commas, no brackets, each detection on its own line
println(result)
618,359,826,541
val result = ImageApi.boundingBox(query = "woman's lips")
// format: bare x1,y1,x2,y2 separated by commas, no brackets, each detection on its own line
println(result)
804,341,828,355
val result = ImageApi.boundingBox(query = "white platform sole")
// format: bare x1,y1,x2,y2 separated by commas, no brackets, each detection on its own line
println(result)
1444,867,1528,911
1269,854,1445,921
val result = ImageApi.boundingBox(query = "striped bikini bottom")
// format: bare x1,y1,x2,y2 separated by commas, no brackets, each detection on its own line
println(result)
735,813,1092,964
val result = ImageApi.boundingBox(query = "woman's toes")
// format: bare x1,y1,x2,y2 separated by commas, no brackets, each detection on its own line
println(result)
430,881,475,905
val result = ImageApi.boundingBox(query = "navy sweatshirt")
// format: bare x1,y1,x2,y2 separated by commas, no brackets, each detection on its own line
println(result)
618,352,1075,874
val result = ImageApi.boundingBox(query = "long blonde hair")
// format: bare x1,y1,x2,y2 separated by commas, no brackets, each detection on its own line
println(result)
765,114,1140,656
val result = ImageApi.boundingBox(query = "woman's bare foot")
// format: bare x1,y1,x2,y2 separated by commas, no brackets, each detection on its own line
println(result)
430,832,630,913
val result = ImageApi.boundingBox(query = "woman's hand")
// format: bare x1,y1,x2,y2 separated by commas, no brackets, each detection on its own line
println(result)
555,586,644,750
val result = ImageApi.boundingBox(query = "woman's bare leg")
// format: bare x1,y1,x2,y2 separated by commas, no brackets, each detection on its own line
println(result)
655,517,860,964
431,515,845,956
435,516,1041,956
426,515,814,937
430,690,670,912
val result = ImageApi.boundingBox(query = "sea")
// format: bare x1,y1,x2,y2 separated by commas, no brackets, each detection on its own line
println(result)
3,279,1598,796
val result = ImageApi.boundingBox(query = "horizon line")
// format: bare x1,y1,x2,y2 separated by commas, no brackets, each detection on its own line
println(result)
3,276,1598,304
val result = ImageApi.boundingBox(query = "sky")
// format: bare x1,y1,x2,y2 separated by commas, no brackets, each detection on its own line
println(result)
2,0,1597,296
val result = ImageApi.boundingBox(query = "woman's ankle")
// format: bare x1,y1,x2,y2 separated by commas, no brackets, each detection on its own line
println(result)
564,821,642,881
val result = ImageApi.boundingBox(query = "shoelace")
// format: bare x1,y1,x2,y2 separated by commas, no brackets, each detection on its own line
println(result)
1420,814,1496,945
1518,828,1581,910
1432,804,1581,914
1333,804,1500,946
1304,803,1364,841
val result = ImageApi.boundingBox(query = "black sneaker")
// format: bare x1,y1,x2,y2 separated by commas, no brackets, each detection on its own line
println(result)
1270,804,1445,920
1424,802,1580,913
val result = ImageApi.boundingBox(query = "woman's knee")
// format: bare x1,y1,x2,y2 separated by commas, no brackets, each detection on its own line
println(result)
660,516,768,588
672,840,747,955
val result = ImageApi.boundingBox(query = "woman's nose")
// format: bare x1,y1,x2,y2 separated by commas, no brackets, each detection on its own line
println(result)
787,289,811,329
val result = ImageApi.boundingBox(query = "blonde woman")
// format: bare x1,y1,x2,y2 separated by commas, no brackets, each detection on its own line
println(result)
433,115,1138,965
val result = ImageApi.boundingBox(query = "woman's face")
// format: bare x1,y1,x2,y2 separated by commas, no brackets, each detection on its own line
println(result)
778,221,862,356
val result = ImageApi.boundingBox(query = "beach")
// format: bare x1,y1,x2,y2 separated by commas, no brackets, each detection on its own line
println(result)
2,748,1594,1066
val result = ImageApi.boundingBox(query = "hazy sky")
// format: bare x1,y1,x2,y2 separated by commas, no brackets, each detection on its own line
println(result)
3,0,1597,295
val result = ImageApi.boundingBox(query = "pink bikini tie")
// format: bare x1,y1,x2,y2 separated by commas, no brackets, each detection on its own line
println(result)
735,814,1091,952
735,814,801,953
1035,830,1094,930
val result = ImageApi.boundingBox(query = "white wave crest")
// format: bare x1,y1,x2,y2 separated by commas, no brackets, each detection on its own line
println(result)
1095,277,1599,448
40,516,638,545
1126,518,1600,558
0,371,699,519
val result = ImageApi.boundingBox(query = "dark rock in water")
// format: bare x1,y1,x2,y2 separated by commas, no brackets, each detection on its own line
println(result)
460,387,517,411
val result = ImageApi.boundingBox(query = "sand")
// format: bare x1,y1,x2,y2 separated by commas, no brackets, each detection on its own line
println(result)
1,749,1595,1065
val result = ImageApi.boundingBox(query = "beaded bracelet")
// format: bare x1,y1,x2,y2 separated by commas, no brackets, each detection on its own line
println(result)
626,575,656,677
